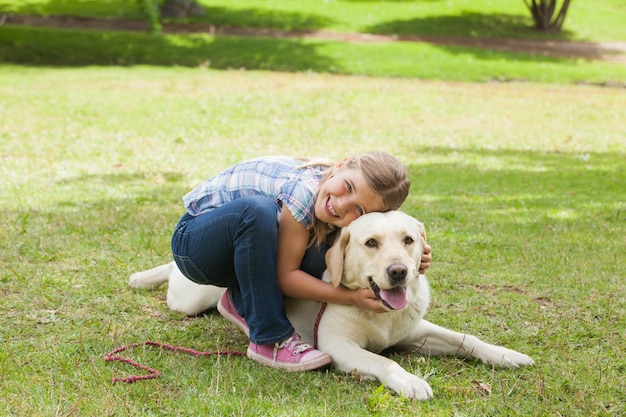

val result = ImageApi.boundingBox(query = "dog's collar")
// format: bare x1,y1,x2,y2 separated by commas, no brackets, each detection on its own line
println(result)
313,302,327,349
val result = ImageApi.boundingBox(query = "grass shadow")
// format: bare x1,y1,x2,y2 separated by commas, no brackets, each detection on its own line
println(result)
3,171,187,268
0,0,142,19
0,24,598,74
0,2,337,31
403,147,625,238
186,6,336,32
5,148,623,271
364,11,575,41
0,25,338,70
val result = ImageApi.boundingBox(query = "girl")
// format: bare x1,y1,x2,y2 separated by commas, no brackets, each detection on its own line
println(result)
171,151,431,371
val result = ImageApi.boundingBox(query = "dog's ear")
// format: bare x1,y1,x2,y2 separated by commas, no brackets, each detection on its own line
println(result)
325,228,350,287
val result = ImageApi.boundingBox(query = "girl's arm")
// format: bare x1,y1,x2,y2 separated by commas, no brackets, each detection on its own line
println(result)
275,206,385,313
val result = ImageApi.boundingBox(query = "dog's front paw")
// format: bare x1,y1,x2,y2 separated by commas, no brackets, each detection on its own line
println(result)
482,346,535,368
386,372,433,400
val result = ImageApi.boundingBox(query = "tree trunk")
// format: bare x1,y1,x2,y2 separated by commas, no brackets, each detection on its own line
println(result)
160,0,206,19
523,0,572,32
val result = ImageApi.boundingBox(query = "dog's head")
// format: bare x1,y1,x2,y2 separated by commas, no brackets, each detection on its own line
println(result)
325,211,426,311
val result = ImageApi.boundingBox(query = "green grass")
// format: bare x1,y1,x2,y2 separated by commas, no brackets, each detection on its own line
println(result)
2,0,626,41
1,65,625,416
1,25,625,85
0,1,625,415
1,0,625,84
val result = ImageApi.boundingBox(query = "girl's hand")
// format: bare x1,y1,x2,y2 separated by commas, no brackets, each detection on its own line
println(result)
419,243,432,274
350,288,388,313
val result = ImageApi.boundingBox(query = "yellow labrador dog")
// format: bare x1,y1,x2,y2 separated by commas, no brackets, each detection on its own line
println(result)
130,211,534,400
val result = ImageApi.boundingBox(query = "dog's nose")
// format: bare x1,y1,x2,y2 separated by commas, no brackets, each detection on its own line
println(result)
386,263,408,284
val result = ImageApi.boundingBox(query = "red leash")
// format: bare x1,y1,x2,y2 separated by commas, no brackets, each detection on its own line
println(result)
104,341,246,383
313,302,327,349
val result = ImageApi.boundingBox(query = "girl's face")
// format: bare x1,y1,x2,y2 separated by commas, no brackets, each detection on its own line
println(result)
314,166,385,228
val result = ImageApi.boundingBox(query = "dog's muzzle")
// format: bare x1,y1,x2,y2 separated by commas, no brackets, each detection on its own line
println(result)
370,280,408,310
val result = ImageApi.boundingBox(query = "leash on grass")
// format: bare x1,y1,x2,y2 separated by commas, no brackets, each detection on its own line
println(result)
104,341,246,383
107,303,329,383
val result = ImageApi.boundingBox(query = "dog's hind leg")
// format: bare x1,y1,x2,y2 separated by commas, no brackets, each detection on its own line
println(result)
411,320,534,368
129,262,176,289
130,261,224,316
167,269,224,316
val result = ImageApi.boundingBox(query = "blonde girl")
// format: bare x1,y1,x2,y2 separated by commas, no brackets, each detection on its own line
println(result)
171,152,431,371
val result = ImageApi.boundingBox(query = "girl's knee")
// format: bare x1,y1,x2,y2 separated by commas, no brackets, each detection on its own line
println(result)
240,195,280,219
237,196,280,234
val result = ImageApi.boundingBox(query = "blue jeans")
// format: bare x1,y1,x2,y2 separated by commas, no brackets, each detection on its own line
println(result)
171,195,328,345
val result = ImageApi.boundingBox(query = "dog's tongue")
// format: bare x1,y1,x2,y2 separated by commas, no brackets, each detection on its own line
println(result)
380,287,408,310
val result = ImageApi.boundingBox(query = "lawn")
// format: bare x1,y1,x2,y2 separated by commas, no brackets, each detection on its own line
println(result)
2,0,626,41
1,66,625,416
1,0,625,416
1,0,626,84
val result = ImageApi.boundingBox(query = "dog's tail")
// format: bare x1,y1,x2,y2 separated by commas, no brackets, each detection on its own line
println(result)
129,262,175,290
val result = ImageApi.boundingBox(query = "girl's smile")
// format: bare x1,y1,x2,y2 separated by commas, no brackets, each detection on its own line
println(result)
325,196,339,218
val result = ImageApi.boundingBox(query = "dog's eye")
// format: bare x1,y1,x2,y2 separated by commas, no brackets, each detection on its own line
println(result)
365,238,378,248
404,236,414,245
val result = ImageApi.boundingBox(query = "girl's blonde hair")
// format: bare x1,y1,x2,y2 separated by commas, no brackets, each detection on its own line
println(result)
306,151,410,247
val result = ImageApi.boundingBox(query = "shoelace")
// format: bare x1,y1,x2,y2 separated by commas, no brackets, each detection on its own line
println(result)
272,334,312,360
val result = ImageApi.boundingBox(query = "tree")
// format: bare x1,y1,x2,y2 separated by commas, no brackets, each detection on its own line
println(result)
139,0,206,34
139,0,162,33
523,0,572,32
160,0,206,19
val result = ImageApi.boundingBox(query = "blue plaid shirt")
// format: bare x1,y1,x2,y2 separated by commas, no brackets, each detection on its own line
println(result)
183,156,325,228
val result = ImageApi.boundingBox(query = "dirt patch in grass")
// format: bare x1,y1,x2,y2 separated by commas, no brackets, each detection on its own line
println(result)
3,14,626,64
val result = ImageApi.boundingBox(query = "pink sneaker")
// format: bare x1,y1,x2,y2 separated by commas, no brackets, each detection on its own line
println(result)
247,333,331,372
217,289,250,337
